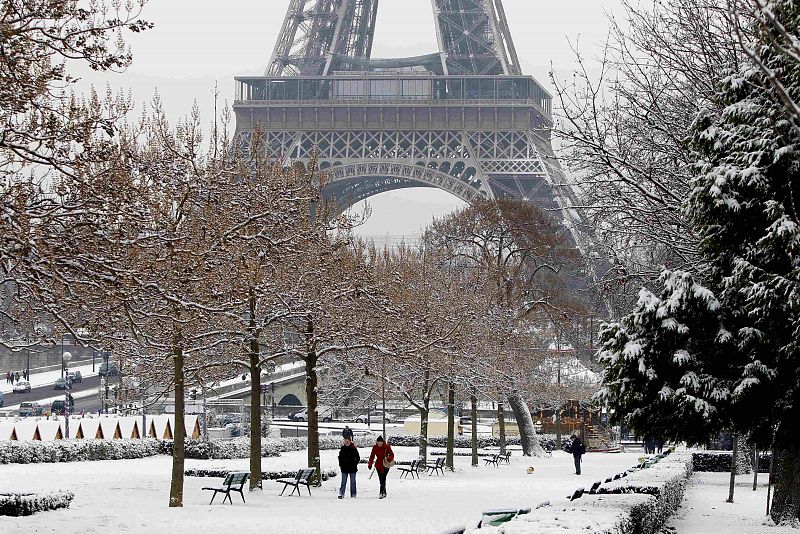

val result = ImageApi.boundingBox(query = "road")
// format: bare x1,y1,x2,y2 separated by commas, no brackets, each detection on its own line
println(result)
2,374,113,412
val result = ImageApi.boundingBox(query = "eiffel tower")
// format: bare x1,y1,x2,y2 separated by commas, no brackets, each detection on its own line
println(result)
233,0,584,244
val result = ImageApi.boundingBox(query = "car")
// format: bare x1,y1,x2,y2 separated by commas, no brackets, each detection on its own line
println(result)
18,401,42,417
0,391,4,407
67,370,82,383
53,377,68,390
354,410,396,424
292,407,336,423
12,380,31,394
50,399,66,414
99,362,119,377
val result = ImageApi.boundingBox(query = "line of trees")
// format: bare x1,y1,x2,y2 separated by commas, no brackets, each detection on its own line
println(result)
0,1,597,507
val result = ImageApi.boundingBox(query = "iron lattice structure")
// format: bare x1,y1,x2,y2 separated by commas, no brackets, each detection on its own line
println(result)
235,0,586,246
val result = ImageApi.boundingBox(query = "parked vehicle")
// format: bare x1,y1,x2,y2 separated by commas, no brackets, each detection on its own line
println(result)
354,410,396,424
0,391,4,407
53,377,68,390
18,401,42,416
99,362,119,377
67,370,82,383
51,399,66,414
12,380,31,394
292,406,336,423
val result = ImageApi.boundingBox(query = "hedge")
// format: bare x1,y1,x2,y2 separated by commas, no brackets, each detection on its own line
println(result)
692,451,770,473
383,435,569,453
185,467,339,482
469,452,693,533
0,439,162,464
0,433,565,463
0,491,74,516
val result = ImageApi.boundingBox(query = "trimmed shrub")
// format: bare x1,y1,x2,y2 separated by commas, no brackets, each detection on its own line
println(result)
478,452,693,534
0,439,162,464
0,491,74,516
383,434,568,453
692,451,770,473
185,467,338,481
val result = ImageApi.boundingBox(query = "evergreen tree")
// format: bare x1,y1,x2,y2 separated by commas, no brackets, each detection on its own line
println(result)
597,270,734,445
599,1,800,522
688,1,800,521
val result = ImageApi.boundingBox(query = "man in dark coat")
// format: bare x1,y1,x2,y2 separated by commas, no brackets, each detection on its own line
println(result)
570,434,586,475
342,425,354,440
338,436,360,498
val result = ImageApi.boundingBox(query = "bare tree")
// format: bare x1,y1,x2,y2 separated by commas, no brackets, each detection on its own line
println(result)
553,0,750,311
426,197,581,456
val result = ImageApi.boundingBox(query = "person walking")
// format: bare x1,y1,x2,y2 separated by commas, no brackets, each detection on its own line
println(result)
337,436,360,499
569,434,586,475
342,425,354,440
5,371,9,384
367,435,394,499
14,371,20,383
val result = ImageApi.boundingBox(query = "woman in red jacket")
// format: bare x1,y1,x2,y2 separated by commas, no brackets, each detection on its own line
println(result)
367,435,394,499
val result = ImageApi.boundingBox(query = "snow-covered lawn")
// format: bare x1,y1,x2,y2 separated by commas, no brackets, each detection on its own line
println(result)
0,448,640,533
666,471,798,534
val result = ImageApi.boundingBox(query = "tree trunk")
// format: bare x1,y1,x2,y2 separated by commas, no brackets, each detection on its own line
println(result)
419,397,430,463
305,350,321,486
446,381,455,472
555,407,562,451
169,345,185,508
471,390,478,467
508,391,543,457
771,443,800,524
753,447,758,491
248,332,262,491
727,433,738,503
498,401,506,455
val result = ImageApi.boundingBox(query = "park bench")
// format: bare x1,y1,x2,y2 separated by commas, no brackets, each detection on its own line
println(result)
202,472,248,505
499,451,512,465
425,457,446,476
398,459,422,479
483,453,501,467
276,468,316,496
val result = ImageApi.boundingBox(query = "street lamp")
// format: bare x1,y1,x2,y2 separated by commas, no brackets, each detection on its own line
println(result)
62,351,72,439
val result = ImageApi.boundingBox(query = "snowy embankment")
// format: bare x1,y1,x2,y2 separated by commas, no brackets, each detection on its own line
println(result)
0,447,639,534
469,451,692,534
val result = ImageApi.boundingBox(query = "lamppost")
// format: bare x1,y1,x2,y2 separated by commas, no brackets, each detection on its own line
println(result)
62,351,72,439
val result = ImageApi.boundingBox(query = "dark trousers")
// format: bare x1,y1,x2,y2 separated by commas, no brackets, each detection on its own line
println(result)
377,468,389,495
574,455,582,475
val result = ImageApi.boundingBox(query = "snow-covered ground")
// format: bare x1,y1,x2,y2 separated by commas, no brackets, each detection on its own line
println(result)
666,471,798,534
0,362,99,394
0,448,640,533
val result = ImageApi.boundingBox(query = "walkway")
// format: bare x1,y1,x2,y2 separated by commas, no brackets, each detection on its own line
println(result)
666,472,797,533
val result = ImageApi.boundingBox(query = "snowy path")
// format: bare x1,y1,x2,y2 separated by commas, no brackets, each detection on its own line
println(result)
665,472,797,534
0,448,639,533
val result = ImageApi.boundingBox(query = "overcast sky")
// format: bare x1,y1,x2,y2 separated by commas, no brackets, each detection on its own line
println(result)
77,0,624,239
